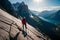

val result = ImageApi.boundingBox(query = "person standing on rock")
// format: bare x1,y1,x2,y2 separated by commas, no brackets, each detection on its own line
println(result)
21,17,27,37
22,17,27,30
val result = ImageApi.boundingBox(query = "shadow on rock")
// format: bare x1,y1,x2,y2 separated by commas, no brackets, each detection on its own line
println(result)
9,32,20,40
22,30,27,37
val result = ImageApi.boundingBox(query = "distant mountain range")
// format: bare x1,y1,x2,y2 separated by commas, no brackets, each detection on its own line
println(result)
38,10,60,22
30,10,40,15
12,1,60,22
38,10,58,18
49,10,60,21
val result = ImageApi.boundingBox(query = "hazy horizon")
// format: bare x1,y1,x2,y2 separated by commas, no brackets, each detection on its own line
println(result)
9,0,60,12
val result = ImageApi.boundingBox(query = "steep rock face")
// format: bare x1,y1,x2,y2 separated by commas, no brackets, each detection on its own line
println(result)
18,2,28,12
13,2,30,18
13,2,20,11
0,10,20,40
18,2,29,18
0,9,26,40
0,9,48,40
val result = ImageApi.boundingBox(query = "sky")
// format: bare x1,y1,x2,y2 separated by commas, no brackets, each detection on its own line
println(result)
9,0,60,12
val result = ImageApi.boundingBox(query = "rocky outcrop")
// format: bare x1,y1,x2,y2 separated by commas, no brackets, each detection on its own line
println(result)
13,2,30,18
0,0,16,17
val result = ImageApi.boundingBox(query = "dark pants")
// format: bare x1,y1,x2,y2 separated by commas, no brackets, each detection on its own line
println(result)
22,23,27,37
23,23,27,30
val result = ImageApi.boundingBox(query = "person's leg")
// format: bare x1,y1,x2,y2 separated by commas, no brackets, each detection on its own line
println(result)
25,23,27,35
25,23,27,33
23,24,24,30
25,23,27,29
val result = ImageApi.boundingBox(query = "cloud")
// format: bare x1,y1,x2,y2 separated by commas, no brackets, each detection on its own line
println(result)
29,6,60,12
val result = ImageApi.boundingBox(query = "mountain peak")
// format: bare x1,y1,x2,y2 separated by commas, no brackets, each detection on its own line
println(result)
21,1,25,5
